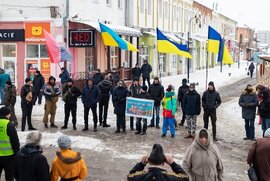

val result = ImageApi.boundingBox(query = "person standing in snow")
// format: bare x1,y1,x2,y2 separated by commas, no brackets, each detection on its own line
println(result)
131,63,142,81
32,70,45,105
59,67,70,87
141,60,152,87
248,61,255,78
177,78,189,126
93,69,104,85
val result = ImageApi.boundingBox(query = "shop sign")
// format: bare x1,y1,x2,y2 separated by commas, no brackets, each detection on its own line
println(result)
0,29,25,42
40,59,51,82
25,22,50,43
69,30,95,47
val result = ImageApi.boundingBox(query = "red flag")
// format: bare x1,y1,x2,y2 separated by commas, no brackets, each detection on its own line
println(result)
43,29,60,63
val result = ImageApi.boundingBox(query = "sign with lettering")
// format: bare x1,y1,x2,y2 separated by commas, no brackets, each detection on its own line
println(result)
25,22,50,43
69,30,95,47
0,29,24,42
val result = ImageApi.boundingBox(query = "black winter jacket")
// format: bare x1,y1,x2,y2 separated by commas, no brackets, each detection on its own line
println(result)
98,80,113,101
129,84,142,98
33,74,45,91
149,83,164,106
112,86,129,115
141,63,152,78
15,145,50,181
138,91,152,100
20,84,35,104
131,67,142,80
183,90,201,115
62,85,81,105
258,97,270,119
239,90,258,119
178,84,189,103
81,84,100,108
93,73,104,85
202,90,222,111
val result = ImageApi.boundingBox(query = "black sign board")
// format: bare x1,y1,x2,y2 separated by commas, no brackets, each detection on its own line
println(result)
0,29,25,42
69,30,95,47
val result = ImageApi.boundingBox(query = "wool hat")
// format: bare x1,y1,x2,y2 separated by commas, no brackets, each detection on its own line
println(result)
208,81,214,87
264,128,270,138
26,131,42,145
154,77,159,81
6,80,12,86
142,85,148,91
0,107,11,117
25,78,31,83
49,76,56,82
58,134,71,149
199,130,208,138
148,144,165,165
67,78,73,83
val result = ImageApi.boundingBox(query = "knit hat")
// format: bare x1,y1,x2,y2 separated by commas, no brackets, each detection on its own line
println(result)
49,76,56,82
166,84,174,92
199,130,208,138
6,80,12,86
154,77,159,81
35,70,41,74
142,85,148,91
25,78,31,83
58,135,71,149
0,107,11,117
182,78,187,84
208,81,214,87
264,128,270,138
67,78,73,83
26,131,42,145
148,144,165,165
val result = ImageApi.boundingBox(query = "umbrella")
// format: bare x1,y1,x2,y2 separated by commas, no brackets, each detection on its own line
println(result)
60,46,72,62
43,29,60,64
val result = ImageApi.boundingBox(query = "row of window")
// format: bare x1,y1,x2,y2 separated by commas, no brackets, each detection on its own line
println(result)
106,0,122,9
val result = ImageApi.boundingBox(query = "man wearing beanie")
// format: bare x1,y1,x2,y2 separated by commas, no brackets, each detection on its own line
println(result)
51,135,87,181
4,80,18,126
14,131,50,181
33,70,45,105
61,78,81,130
248,128,270,180
202,81,222,141
177,78,189,126
20,78,36,131
43,76,61,128
0,106,20,180
127,143,188,181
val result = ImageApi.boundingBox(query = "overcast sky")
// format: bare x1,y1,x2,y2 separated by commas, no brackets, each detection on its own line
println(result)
200,0,270,31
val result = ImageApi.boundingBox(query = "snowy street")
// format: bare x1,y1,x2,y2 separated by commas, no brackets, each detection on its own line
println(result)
12,61,259,181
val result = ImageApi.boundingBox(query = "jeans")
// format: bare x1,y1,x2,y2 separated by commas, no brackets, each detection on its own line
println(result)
136,118,147,133
203,110,217,137
84,104,98,129
151,105,160,126
262,118,270,137
244,119,255,139
162,117,175,136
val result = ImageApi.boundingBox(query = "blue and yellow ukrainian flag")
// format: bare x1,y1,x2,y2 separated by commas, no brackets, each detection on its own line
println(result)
99,23,138,51
156,28,192,59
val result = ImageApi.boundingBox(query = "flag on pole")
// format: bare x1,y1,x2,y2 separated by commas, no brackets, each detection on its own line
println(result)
60,47,73,62
156,28,192,59
43,29,60,63
99,22,138,51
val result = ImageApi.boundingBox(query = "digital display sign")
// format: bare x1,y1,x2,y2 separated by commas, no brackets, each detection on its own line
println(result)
69,30,95,47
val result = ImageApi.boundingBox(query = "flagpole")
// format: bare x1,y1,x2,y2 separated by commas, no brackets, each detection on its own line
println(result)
206,51,209,90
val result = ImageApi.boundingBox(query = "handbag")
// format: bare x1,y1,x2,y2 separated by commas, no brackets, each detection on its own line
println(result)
247,72,250,76
247,165,258,181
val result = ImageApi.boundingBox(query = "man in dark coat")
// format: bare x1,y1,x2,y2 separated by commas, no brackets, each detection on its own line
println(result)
61,78,81,130
183,83,201,139
248,61,255,78
4,80,17,126
15,131,50,181
148,77,164,128
59,67,70,87
82,78,101,132
32,70,45,105
111,68,120,86
98,75,113,127
112,80,129,133
131,63,142,81
177,78,189,126
202,81,222,141
258,88,270,137
141,60,152,87
239,84,258,140
93,69,104,85
127,144,189,181
247,128,270,181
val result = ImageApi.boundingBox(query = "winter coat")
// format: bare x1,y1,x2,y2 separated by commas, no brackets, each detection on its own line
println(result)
162,91,177,118
59,69,70,84
247,137,270,181
141,63,152,78
62,84,81,105
183,129,224,181
15,145,50,181
148,82,164,106
183,90,201,116
0,73,10,88
33,74,45,91
258,97,270,119
93,73,104,85
128,84,142,98
138,91,152,100
4,84,16,106
112,86,129,115
112,72,120,84
43,83,61,101
98,80,113,102
249,63,255,72
127,162,189,181
131,67,142,80
81,84,101,108
202,89,222,111
20,84,35,104
50,149,87,181
239,90,259,119
178,84,189,103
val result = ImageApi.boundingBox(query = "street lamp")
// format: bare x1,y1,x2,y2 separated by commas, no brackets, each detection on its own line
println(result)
221,26,233,72
187,15,201,83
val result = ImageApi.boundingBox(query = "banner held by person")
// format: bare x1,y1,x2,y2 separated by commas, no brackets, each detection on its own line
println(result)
126,97,154,119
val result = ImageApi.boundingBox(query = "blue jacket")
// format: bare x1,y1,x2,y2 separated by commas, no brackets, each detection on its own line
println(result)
81,85,101,107
43,83,61,100
59,69,70,84
239,90,258,119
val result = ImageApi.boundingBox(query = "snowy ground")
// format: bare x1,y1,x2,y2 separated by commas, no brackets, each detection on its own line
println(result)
7,61,259,181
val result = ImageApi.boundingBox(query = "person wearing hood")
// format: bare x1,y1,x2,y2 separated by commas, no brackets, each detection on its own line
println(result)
112,80,129,133
183,129,224,181
4,80,18,126
14,131,50,181
82,78,101,131
43,76,61,128
247,128,270,181
183,83,201,139
248,61,255,78
50,134,87,181
98,75,113,127
0,107,20,181
20,78,37,131
202,81,222,141
141,60,152,87
93,69,104,85
239,84,259,140
61,78,81,130
32,70,45,105
177,78,189,126
127,143,189,181
161,85,177,138
148,77,164,128
0,68,11,105
59,67,70,85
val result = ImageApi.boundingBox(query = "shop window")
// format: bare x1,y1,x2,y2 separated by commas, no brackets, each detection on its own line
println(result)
172,55,177,68
2,45,16,57
1,44,16,83
159,53,166,77
110,47,119,69
40,44,48,58
139,45,149,66
26,44,39,58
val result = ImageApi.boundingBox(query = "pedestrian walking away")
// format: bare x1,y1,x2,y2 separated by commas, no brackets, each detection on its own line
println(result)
239,84,258,141
61,78,81,130
15,131,50,181
0,107,20,181
248,61,255,78
42,76,61,128
177,78,189,126
20,78,37,131
202,81,222,141
141,59,152,87
82,78,101,132
32,70,45,105
127,143,189,181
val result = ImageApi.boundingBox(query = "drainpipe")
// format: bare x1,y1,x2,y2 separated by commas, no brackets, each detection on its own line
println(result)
63,0,69,68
